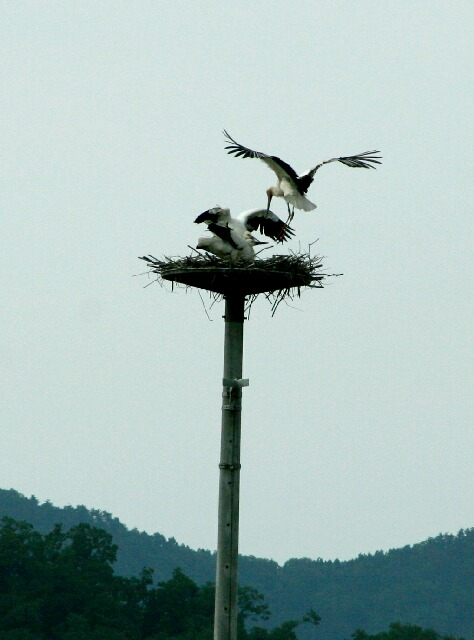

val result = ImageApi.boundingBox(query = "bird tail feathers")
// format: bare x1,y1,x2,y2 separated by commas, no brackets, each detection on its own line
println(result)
285,194,317,212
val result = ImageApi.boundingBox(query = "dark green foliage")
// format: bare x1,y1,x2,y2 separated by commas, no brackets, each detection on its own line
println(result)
238,586,271,622
142,568,211,639
1,489,473,640
0,489,214,584
0,517,305,640
303,611,321,627
0,517,148,639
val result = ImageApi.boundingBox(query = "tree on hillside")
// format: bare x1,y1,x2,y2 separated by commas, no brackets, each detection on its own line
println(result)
0,517,317,640
351,622,464,640
2,489,473,640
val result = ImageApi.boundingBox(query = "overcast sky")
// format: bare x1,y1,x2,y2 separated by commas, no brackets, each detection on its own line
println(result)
1,1,473,565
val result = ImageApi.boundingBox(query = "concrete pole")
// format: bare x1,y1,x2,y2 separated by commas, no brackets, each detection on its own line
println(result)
214,295,247,640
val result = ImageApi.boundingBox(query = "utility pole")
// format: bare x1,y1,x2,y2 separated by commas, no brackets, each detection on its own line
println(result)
214,295,247,640
150,261,322,640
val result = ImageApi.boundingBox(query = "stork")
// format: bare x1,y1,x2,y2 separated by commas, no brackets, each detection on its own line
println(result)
196,228,265,263
194,206,294,243
223,130,382,221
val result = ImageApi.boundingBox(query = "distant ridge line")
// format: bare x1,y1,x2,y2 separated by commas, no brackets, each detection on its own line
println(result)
1,488,472,640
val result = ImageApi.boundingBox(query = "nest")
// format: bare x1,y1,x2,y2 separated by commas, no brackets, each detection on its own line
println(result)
138,250,333,315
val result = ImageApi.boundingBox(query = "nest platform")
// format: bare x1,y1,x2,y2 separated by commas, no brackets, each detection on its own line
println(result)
139,252,328,313
163,265,317,296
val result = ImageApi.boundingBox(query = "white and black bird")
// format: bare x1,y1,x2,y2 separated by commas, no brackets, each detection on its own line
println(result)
196,229,265,263
223,130,382,221
194,205,294,243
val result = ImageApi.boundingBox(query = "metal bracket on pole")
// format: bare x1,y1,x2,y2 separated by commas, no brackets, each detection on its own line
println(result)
222,379,249,411
218,462,242,471
222,378,249,388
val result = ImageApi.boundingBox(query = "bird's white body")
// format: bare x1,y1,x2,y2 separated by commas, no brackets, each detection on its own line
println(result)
213,207,248,238
197,229,261,263
269,181,317,212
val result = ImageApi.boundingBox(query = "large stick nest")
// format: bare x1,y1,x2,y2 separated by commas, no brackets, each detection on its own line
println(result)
138,249,335,315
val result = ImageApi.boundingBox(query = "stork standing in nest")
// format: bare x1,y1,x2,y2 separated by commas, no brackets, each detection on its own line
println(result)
196,229,265,263
194,206,294,263
223,130,382,222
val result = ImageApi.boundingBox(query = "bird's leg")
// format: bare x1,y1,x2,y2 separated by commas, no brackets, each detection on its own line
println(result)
285,202,295,225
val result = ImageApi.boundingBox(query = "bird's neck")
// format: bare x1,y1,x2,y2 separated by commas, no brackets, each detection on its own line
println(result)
269,185,284,197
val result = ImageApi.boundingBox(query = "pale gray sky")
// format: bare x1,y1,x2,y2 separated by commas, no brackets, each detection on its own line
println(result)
1,1,473,564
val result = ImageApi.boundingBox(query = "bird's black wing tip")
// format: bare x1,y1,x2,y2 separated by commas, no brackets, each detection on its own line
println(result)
340,151,383,169
222,129,237,144
358,150,383,168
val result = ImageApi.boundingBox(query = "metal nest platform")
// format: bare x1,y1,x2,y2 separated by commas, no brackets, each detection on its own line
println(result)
138,251,330,314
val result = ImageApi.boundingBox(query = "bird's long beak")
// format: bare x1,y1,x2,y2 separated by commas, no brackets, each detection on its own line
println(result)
266,191,272,213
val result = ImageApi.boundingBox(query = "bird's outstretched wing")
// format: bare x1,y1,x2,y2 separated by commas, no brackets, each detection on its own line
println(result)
208,223,239,249
297,150,382,192
337,150,382,169
238,208,295,243
223,130,300,184
305,150,382,177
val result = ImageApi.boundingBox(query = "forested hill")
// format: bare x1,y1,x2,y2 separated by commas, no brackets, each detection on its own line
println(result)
1,488,472,640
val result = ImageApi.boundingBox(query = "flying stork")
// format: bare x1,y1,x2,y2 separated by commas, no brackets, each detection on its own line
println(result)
223,130,382,221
